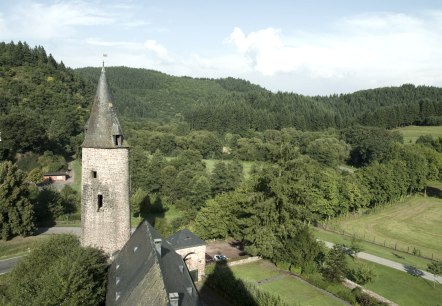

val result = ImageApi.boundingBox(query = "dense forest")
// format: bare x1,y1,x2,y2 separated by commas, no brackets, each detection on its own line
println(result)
77,67,442,132
0,42,92,238
0,41,93,160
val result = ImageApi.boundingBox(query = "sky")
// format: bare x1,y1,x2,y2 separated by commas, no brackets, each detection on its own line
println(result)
1,0,442,95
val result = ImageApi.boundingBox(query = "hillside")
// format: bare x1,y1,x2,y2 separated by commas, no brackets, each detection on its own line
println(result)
76,67,442,133
0,42,93,159
75,66,268,123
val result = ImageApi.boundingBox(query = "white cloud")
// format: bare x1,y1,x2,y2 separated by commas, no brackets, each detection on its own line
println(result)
4,1,115,40
85,38,140,49
226,10,442,91
144,40,169,60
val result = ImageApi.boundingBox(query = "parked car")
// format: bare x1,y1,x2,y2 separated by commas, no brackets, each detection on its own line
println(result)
213,254,228,262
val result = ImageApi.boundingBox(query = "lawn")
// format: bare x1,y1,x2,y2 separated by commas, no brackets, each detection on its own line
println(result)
314,228,433,271
394,125,442,143
203,159,257,179
326,195,442,261
349,258,442,306
0,235,51,260
229,261,346,306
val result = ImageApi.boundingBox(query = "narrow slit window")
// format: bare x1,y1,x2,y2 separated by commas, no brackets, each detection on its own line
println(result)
114,135,122,146
92,171,97,178
97,194,103,211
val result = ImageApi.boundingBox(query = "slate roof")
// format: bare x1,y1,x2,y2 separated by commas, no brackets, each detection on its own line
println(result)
82,65,126,149
167,229,206,250
106,221,202,306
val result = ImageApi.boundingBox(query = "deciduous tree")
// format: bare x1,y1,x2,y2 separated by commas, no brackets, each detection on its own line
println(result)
0,161,35,240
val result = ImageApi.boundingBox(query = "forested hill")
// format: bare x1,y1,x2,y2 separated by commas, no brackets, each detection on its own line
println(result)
314,84,442,129
75,66,269,123
76,66,442,133
0,42,93,159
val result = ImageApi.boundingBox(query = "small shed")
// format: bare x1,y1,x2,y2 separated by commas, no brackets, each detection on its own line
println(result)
43,171,68,182
167,229,206,282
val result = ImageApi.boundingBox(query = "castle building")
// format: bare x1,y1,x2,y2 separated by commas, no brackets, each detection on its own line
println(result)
80,64,130,256
81,64,202,305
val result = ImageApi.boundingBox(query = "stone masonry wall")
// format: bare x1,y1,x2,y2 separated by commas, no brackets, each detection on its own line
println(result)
175,245,206,282
81,147,130,256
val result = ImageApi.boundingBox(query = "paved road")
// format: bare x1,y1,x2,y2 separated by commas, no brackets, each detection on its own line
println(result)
0,256,23,275
321,240,442,284
0,227,81,275
35,226,81,236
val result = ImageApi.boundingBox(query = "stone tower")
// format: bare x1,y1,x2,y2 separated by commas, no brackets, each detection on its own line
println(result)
81,64,130,257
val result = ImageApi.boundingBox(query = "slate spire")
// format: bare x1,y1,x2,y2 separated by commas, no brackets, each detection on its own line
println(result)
82,64,125,148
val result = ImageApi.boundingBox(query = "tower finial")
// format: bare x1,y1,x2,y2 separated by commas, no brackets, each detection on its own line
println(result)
102,54,108,72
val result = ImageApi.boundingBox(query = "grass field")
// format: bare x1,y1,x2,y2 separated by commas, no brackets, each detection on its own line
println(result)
203,159,257,179
0,235,50,260
394,125,442,143
348,258,442,306
314,228,433,271
229,261,345,306
327,195,442,261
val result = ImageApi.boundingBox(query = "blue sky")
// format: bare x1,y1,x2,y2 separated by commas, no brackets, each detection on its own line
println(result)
1,0,442,95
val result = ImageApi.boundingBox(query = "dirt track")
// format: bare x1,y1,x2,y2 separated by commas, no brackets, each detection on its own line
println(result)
205,239,247,260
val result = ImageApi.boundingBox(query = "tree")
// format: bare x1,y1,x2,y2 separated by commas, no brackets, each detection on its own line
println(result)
3,234,108,306
34,188,64,224
130,187,149,219
194,198,231,240
322,244,348,283
427,261,442,288
189,175,211,209
24,167,44,184
210,161,242,195
305,137,350,167
0,112,48,157
0,161,35,240
349,262,377,285
277,226,324,274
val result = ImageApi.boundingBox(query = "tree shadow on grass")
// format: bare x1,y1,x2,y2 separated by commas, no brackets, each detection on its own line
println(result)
392,253,405,260
404,265,424,277
425,186,442,199
200,262,259,306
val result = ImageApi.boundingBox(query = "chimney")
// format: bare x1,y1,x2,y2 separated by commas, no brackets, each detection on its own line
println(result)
154,238,162,256
169,292,179,306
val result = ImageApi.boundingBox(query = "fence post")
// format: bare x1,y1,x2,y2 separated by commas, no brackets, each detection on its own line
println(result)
384,240,385,246
395,243,397,250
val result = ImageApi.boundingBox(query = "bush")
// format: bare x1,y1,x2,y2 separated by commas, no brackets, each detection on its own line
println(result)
352,287,388,306
3,234,108,306
348,262,377,285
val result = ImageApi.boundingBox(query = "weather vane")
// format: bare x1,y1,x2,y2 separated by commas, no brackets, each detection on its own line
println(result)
102,53,108,68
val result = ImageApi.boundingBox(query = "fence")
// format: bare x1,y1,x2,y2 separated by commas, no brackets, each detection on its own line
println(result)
316,223,440,262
